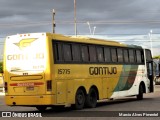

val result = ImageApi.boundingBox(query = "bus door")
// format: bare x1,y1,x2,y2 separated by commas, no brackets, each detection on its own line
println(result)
147,62,154,92
145,49,154,92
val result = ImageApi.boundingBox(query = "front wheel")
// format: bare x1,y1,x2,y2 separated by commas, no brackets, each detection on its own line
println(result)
137,84,143,100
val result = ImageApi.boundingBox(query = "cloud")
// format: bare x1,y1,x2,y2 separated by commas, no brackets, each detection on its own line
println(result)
0,0,160,34
1,0,160,56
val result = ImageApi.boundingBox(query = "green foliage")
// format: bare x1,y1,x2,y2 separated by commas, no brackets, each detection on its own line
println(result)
0,62,3,73
153,56,160,59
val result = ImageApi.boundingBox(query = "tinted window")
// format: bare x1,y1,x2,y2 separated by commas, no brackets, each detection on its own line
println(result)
136,50,142,63
124,49,129,63
111,48,117,62
141,51,144,63
63,44,72,61
129,49,135,63
53,41,146,65
97,47,104,62
104,47,111,62
145,50,152,61
89,46,97,62
72,44,81,61
54,43,63,61
117,48,123,62
81,45,89,62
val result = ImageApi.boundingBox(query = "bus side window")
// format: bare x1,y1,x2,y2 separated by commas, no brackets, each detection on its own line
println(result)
72,44,81,62
129,49,135,63
63,44,72,61
124,49,129,63
136,50,142,63
104,47,111,62
89,45,97,62
145,50,152,61
81,45,89,62
97,47,104,62
54,43,63,62
111,48,117,62
117,48,123,63
141,51,144,63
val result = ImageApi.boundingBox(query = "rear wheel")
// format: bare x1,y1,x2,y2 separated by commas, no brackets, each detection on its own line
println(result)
85,88,97,108
74,89,85,110
137,84,143,100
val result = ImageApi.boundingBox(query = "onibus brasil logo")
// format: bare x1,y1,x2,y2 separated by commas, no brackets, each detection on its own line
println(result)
14,38,37,50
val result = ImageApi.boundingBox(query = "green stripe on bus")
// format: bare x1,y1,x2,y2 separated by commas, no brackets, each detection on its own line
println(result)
114,65,138,92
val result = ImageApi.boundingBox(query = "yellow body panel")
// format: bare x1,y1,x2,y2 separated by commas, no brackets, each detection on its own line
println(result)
54,64,123,102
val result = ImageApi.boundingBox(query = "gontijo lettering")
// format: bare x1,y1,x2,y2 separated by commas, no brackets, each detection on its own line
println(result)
89,67,117,75
7,53,44,60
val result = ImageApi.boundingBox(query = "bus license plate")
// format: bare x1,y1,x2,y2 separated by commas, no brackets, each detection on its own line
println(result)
26,86,34,91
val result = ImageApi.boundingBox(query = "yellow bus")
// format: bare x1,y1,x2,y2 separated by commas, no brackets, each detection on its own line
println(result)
3,33,154,111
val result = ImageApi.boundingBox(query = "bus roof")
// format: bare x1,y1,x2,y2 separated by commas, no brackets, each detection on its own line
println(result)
47,33,143,49
6,32,143,49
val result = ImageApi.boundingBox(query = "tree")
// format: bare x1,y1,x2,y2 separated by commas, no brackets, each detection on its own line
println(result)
0,62,3,73
153,56,160,59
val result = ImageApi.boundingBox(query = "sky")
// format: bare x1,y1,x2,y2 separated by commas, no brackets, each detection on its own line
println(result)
0,0,160,58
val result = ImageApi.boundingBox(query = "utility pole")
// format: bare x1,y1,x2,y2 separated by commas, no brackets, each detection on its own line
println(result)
52,9,56,33
74,0,77,36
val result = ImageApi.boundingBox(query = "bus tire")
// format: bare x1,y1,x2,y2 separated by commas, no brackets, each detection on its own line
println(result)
85,88,97,108
36,106,47,111
137,84,143,100
74,89,85,110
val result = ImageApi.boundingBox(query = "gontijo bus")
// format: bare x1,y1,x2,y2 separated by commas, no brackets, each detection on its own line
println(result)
3,33,154,111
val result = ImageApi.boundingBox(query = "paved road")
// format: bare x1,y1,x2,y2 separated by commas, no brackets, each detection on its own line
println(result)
0,85,160,120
